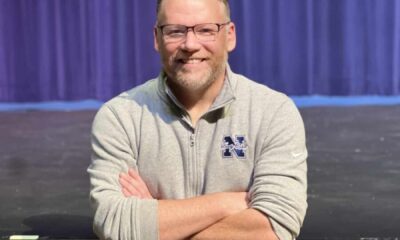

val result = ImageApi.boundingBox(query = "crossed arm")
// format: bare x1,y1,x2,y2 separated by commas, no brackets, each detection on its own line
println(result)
119,169,279,240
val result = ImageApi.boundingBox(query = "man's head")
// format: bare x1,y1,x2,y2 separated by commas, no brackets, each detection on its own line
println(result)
154,0,236,93
156,0,231,22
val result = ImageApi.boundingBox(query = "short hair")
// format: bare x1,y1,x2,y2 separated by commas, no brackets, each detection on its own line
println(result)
156,0,231,21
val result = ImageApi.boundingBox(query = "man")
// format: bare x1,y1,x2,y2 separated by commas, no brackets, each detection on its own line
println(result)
88,0,307,239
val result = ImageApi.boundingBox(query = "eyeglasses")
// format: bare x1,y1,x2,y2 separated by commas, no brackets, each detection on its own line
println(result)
157,22,231,43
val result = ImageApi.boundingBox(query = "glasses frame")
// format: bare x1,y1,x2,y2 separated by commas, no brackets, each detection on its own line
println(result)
157,21,231,42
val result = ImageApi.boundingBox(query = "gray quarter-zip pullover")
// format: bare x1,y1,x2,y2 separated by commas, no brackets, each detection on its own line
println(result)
88,66,308,240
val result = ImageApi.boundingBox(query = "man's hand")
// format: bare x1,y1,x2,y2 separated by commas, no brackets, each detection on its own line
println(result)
190,208,279,240
119,168,154,199
119,168,251,239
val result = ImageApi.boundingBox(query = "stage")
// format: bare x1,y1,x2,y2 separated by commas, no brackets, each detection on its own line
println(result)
0,103,399,239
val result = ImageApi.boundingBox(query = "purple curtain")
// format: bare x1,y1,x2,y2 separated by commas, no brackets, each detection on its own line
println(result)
1,0,400,102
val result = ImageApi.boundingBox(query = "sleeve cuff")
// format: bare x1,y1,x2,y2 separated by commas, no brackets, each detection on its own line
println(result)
269,217,294,240
136,199,159,240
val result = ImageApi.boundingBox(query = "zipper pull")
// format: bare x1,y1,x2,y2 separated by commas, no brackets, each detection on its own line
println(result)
190,134,195,147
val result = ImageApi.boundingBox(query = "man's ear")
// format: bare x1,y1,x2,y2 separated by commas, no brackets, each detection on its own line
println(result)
226,22,237,52
154,27,160,52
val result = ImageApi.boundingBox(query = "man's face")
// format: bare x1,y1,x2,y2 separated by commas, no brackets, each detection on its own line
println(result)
154,0,236,92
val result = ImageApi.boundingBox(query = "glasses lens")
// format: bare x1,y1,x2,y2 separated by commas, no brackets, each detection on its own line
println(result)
194,24,219,41
160,23,223,42
162,25,187,41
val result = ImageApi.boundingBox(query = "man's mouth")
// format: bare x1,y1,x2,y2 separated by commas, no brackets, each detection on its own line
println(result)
177,58,206,64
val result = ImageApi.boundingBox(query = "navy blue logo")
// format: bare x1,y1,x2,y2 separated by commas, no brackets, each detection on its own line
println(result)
221,135,247,159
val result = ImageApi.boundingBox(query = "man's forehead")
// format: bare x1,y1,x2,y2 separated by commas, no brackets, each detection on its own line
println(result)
157,0,226,23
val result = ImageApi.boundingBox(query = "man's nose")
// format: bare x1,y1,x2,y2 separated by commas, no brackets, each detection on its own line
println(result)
181,29,201,51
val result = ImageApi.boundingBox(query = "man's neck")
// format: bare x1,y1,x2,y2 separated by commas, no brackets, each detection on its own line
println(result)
167,74,226,126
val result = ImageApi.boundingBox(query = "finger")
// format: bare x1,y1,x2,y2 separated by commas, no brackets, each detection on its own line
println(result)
120,172,137,185
127,169,152,196
122,187,142,198
119,175,143,198
119,176,133,194
122,187,131,197
128,169,151,191
120,172,145,192
120,172,149,197
128,169,154,199
119,173,134,189
128,169,143,181
118,174,131,188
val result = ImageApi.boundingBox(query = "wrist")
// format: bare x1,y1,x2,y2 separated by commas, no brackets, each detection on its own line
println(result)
212,192,248,217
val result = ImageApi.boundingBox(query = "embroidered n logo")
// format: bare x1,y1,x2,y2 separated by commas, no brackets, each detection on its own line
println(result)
221,135,247,159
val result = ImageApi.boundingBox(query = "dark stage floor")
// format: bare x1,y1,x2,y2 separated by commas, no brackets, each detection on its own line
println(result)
1,106,399,240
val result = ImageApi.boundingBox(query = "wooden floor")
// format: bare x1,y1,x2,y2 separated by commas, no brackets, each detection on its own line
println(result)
0,106,399,239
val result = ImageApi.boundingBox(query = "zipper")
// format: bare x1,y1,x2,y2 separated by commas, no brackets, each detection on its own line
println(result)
189,126,204,197
190,133,195,147
189,128,196,197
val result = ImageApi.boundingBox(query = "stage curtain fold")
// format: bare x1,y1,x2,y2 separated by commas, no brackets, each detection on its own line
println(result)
0,0,399,102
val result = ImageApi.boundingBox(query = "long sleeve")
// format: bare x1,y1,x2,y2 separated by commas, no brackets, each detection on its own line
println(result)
250,99,308,240
87,104,159,240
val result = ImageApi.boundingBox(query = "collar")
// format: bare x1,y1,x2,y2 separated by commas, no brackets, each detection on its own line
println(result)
157,64,237,115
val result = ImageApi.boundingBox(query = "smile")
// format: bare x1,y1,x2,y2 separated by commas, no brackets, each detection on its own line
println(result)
178,58,206,64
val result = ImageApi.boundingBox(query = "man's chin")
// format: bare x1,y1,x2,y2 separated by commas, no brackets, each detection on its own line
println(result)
175,74,213,91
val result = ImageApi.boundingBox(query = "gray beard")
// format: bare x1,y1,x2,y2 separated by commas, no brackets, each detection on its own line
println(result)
173,61,226,92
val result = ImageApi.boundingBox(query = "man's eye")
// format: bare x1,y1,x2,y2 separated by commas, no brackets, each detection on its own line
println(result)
165,29,185,36
196,28,216,35
197,28,214,33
